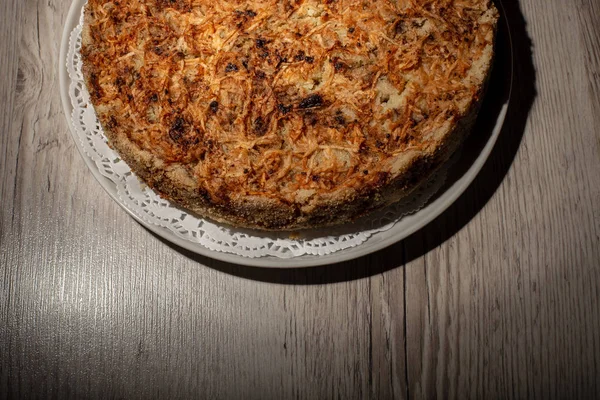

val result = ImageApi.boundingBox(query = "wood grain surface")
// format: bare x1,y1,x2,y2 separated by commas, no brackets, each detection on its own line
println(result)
1,0,599,399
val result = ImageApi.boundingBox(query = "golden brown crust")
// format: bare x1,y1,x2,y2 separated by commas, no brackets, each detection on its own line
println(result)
81,0,499,230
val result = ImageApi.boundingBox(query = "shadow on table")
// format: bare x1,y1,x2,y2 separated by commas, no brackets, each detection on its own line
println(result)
156,0,536,285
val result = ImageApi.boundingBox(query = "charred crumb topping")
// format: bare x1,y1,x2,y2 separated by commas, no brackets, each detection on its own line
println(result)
82,0,498,206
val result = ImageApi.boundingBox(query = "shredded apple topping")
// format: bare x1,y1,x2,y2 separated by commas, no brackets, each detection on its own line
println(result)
82,0,498,227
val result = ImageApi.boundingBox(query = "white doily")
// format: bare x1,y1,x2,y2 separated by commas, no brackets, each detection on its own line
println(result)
66,8,448,259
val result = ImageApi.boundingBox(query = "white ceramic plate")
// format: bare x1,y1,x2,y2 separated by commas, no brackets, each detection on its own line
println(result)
60,0,513,268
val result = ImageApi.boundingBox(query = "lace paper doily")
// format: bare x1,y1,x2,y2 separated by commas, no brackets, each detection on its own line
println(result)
66,9,447,259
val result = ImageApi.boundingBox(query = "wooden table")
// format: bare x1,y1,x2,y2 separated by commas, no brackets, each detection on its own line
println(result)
1,0,599,398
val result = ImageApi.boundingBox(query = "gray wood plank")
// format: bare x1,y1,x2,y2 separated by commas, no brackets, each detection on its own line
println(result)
1,0,599,399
